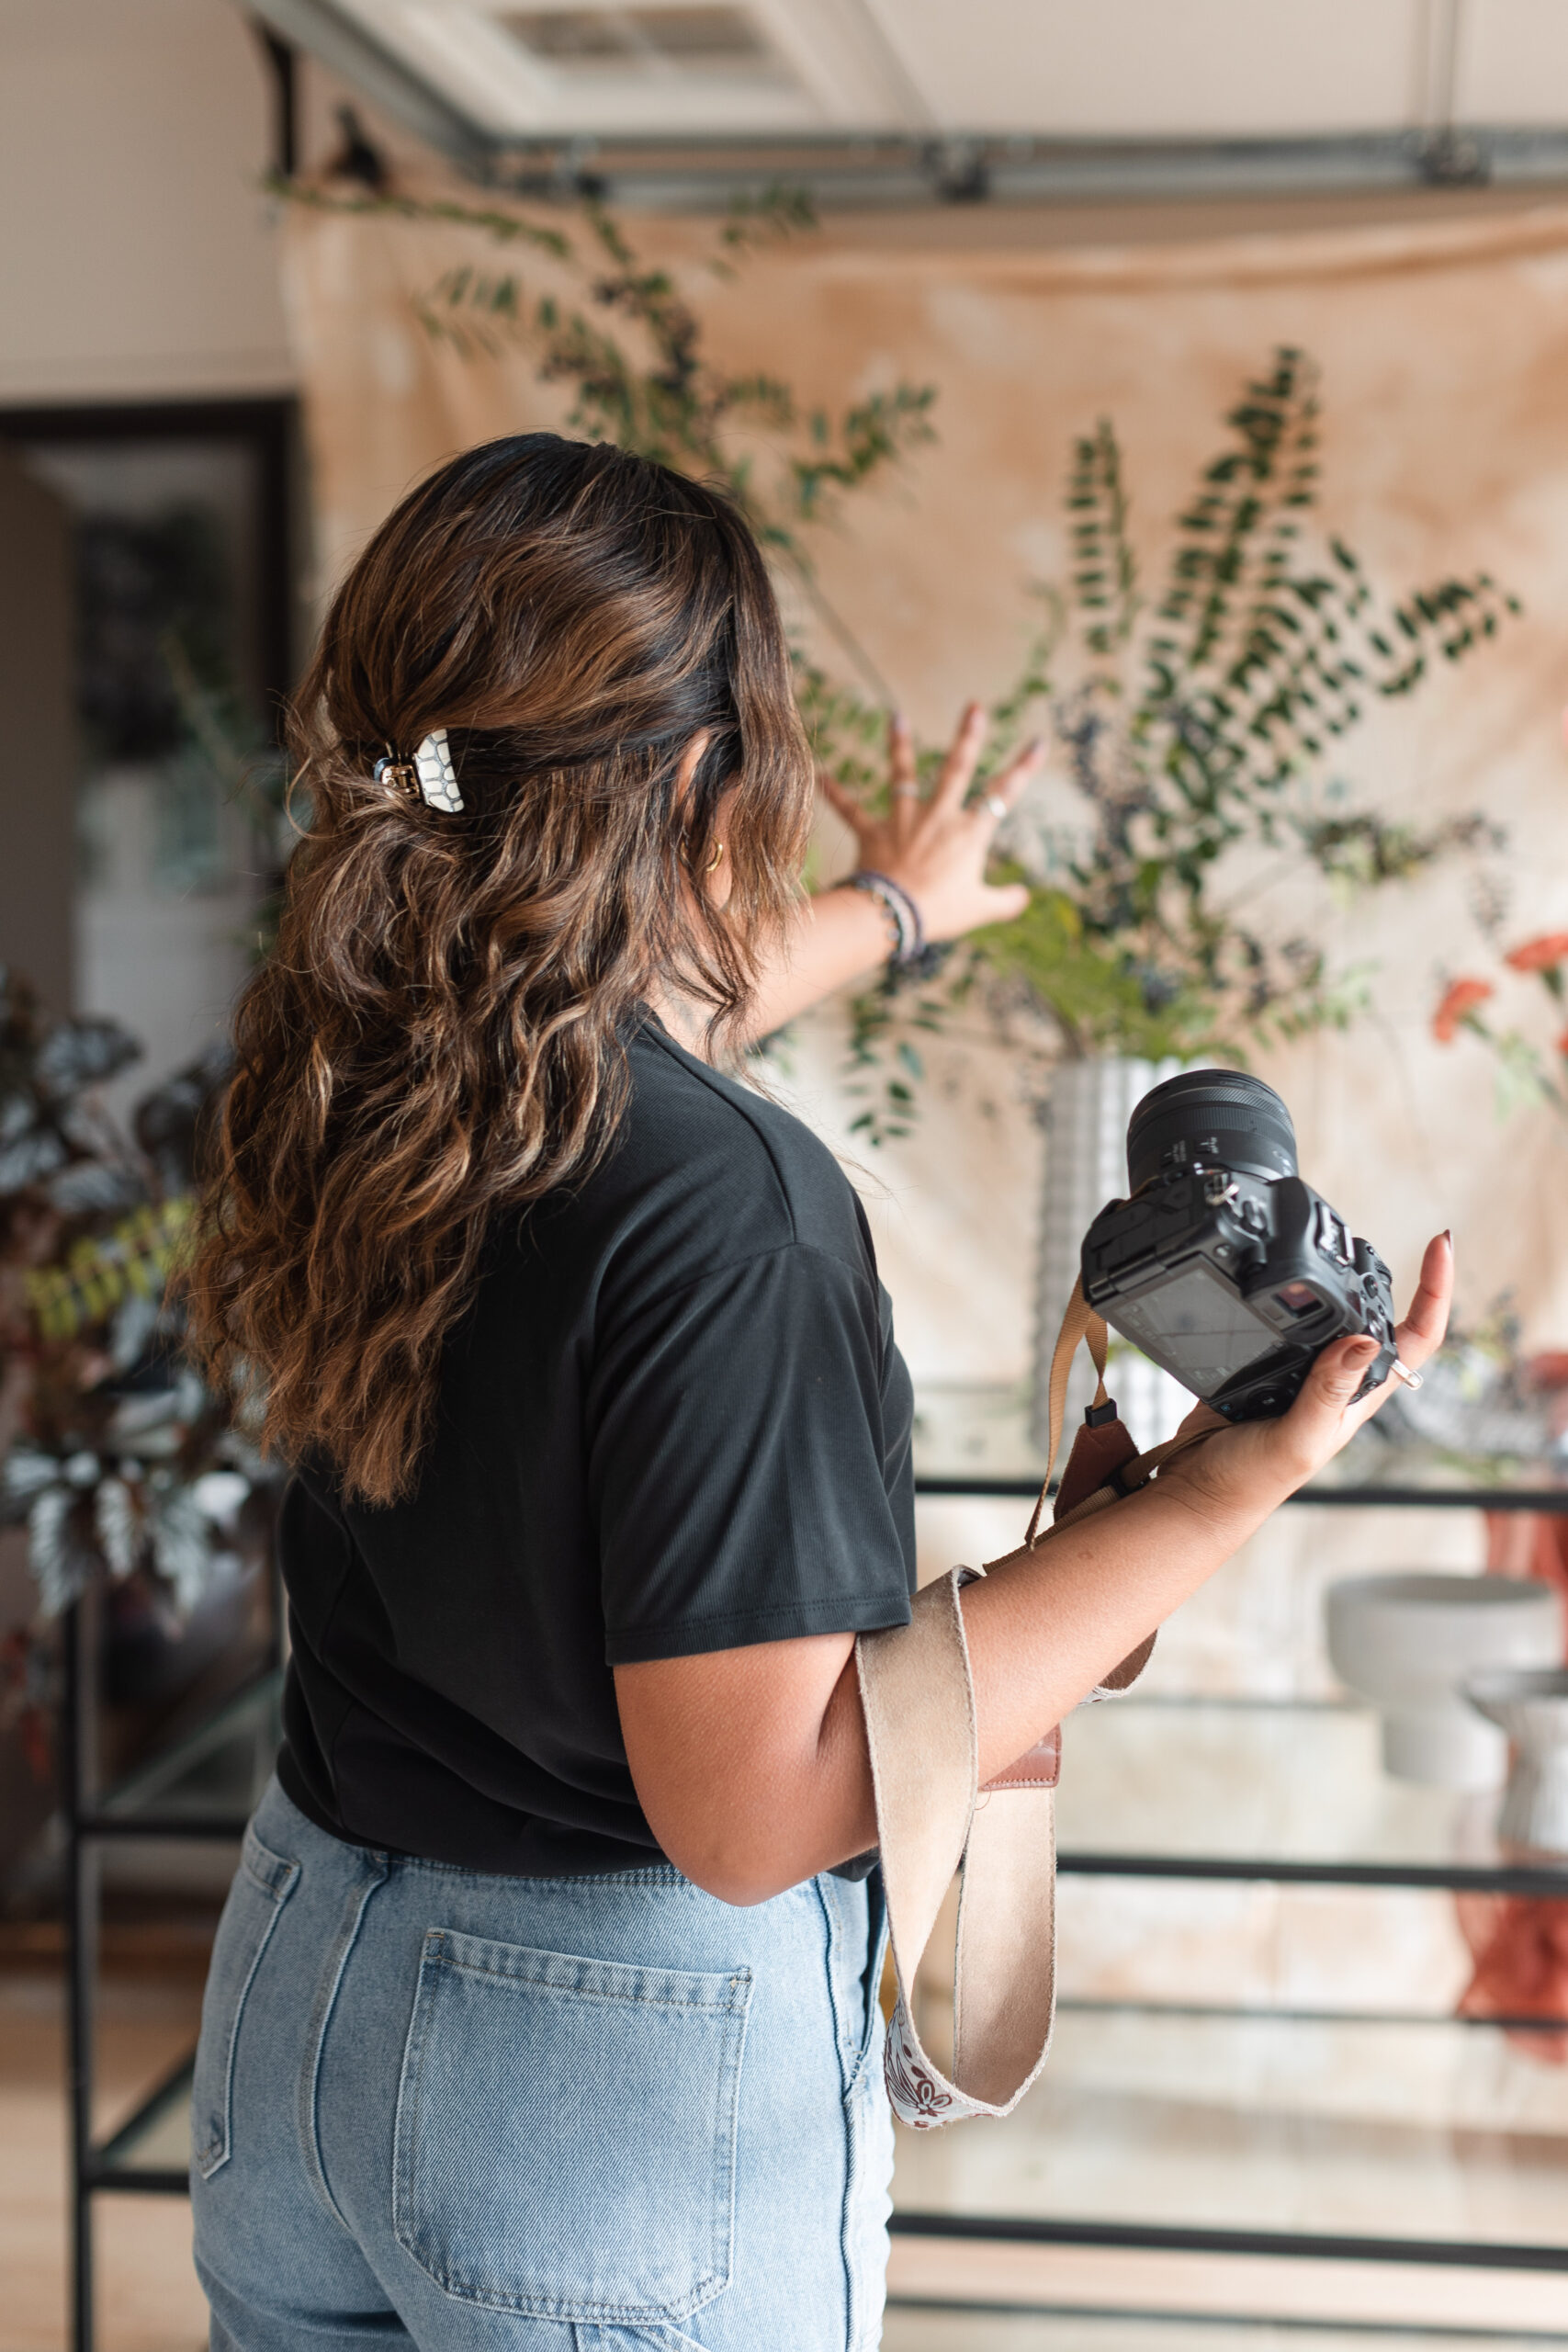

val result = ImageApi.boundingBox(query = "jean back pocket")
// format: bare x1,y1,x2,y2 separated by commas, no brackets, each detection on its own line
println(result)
193,1826,299,2179
393,1929,752,2324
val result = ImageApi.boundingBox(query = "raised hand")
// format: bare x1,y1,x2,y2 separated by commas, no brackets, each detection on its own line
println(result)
818,703,1039,943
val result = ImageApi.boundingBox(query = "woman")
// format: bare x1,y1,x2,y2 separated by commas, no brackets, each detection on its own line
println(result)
186,433,1450,2352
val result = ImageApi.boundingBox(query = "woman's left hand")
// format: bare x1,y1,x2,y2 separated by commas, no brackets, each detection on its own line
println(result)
1157,1231,1455,1524
818,702,1040,942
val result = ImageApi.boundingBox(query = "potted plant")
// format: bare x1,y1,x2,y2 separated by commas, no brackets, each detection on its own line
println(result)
0,970,283,1799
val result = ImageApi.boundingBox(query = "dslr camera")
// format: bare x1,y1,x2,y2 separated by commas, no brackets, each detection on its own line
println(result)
1080,1070,1397,1421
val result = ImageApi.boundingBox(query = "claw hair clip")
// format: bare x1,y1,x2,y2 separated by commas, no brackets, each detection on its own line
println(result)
373,729,464,813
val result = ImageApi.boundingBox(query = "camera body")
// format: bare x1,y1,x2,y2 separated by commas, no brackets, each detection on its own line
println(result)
1079,1071,1397,1422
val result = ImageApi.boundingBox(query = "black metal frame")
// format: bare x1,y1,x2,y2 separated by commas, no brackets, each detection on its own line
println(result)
887,2211,1568,2274
0,395,299,745
885,2295,1568,2344
60,1585,281,2348
237,0,1568,209
54,1478,1568,2346
919,1477,1568,1509
891,1476,1568,2303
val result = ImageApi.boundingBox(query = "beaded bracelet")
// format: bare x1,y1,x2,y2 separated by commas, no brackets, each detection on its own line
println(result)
845,869,924,971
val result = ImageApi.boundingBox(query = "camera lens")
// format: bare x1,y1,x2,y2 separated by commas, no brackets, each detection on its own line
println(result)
1126,1069,1298,1193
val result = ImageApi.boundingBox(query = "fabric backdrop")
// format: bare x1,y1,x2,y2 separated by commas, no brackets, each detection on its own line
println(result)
279,192,1568,1385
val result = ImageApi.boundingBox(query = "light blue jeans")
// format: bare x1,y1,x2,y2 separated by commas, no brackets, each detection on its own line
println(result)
191,1780,893,2350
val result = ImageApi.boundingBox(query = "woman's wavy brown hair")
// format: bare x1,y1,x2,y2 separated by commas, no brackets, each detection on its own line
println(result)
185,433,813,1505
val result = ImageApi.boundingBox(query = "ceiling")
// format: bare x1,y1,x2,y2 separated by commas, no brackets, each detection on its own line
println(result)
243,0,1568,199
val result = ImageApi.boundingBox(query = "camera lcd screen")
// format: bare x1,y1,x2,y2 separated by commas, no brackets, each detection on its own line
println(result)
1107,1261,1280,1395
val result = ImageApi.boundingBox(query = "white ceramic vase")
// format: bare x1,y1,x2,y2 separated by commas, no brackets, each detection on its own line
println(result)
1325,1573,1564,1787
1463,1668,1568,1852
1031,1056,1193,1458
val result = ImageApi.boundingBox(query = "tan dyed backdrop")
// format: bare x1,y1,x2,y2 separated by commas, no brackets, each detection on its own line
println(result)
279,193,1568,1385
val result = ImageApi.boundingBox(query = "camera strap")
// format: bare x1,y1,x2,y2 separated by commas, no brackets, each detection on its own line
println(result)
857,1566,1056,2129
855,1274,1220,2130
1025,1272,1112,1545
1026,1275,1219,1540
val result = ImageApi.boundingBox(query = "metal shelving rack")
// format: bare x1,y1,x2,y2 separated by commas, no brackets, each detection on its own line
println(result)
57,1477,1568,2348
893,1467,1568,2335
60,1582,282,2352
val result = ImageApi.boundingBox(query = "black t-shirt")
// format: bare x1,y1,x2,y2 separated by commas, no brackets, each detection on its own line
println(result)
276,1021,917,1876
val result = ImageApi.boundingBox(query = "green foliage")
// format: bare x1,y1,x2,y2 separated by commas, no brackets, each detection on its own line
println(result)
26,1199,193,1343
265,175,573,259
276,179,933,616
1295,807,1502,892
0,972,274,1626
808,351,1515,1138
977,887,1221,1064
842,973,954,1143
271,184,1515,1141
789,386,938,523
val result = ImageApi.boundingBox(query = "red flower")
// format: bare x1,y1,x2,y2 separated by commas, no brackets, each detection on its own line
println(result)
1432,977,1495,1043
1504,933,1568,972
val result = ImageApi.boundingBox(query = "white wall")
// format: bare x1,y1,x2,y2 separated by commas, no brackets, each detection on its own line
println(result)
0,0,293,402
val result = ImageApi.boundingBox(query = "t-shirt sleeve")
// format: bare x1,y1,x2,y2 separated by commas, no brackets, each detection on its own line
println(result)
590,1241,914,1664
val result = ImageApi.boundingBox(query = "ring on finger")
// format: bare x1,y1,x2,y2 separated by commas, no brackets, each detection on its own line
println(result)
892,785,922,801
982,792,1009,821
1390,1358,1423,1389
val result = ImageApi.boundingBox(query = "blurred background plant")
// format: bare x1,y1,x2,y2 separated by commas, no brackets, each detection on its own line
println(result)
278,172,933,705
1358,1288,1568,1475
0,968,281,1784
274,180,1517,1139
835,347,1514,1135
1432,930,1568,1119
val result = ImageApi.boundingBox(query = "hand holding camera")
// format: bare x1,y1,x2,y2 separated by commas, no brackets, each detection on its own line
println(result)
1079,1069,1452,1513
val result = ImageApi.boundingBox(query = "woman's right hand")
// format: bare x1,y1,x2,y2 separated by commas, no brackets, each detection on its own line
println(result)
1155,1229,1454,1529
817,704,1036,944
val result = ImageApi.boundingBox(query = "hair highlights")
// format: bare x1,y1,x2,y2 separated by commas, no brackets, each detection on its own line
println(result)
184,434,812,1505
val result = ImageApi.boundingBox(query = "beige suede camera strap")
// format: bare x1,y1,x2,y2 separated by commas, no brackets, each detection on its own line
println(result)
856,1279,1214,2129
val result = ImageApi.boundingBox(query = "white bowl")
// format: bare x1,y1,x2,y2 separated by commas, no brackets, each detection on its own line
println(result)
1325,1573,1563,1787
1463,1668,1568,1852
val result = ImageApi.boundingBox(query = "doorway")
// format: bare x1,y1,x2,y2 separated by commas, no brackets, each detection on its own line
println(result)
0,398,299,1120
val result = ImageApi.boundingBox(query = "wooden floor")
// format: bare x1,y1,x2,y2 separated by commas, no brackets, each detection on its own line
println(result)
0,1951,207,2352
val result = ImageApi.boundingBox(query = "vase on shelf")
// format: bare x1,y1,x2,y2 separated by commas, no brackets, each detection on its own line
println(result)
1325,1572,1564,1787
1463,1668,1568,1851
1030,1056,1193,1460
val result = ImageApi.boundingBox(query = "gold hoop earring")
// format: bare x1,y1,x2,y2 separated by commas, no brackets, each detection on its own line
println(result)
705,840,727,874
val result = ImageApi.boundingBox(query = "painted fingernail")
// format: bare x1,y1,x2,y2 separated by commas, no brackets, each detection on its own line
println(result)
1443,1228,1453,1246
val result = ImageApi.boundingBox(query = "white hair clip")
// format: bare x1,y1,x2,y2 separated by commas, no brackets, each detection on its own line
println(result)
373,729,464,813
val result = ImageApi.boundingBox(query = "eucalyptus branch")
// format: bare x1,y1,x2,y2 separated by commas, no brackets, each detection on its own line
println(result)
844,344,1517,1120
270,175,935,608
266,174,572,258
